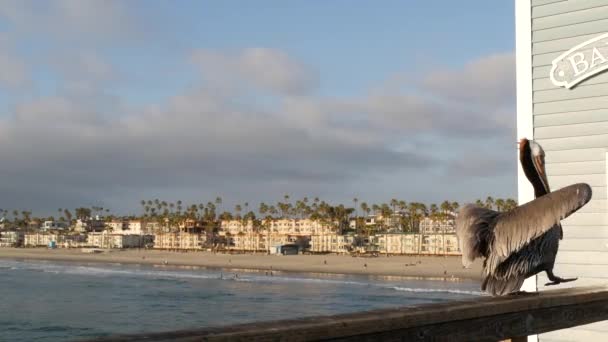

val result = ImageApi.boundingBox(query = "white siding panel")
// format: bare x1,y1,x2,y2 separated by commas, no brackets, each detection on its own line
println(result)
561,213,608,226
557,251,608,264
543,148,606,163
541,327,608,341
530,2,608,341
532,65,551,79
533,18,608,42
545,160,604,175
534,97,608,114
532,0,567,7
572,199,608,213
532,0,608,18
550,261,608,277
563,225,608,237
533,32,600,54
549,173,605,186
534,109,608,127
535,121,608,139
533,50,559,67
533,45,608,67
533,72,608,90
534,86,608,103
536,135,608,151
533,5,608,30
537,274,608,288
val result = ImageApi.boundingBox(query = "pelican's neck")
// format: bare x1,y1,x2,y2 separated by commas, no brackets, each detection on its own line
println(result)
520,141,549,198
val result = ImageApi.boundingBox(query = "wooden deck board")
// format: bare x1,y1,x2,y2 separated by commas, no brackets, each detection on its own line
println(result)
79,286,608,342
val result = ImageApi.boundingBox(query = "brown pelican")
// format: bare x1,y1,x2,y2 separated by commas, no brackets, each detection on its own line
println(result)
455,138,592,296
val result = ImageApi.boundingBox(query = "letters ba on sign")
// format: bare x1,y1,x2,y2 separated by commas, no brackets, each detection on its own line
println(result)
550,32,608,89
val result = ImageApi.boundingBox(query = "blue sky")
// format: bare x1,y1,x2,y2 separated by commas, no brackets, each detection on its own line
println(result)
0,1,517,216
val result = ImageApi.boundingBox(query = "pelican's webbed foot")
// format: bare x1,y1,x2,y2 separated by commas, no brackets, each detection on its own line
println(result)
545,270,578,286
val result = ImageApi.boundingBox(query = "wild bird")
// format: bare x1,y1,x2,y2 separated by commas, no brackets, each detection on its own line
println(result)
455,138,592,296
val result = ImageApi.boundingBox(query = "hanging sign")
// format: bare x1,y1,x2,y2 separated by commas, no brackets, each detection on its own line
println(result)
550,32,608,89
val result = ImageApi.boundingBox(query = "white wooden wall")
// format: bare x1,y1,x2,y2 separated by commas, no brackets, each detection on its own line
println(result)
525,0,608,340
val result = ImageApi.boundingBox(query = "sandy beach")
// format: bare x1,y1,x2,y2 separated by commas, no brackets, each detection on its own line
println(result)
0,248,483,281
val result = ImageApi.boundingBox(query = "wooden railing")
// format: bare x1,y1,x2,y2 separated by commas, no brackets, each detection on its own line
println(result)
82,285,608,342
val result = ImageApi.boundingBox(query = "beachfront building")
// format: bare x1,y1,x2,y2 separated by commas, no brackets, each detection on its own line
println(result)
106,219,127,233
374,233,460,256
74,218,105,233
419,217,456,234
268,219,335,235
153,232,206,250
220,219,335,236
24,233,64,247
88,233,147,249
376,234,420,255
40,220,68,231
229,233,266,252
0,231,24,247
61,234,88,248
145,221,163,233
516,2,608,340
419,234,460,256
309,234,355,254
220,219,255,236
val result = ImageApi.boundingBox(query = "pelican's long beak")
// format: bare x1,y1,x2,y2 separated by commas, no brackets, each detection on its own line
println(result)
533,154,550,193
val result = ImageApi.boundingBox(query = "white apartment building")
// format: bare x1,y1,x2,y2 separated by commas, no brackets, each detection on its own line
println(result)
374,233,460,256
0,231,24,247
88,233,146,249
24,233,64,247
153,232,206,250
419,217,456,234
310,234,355,254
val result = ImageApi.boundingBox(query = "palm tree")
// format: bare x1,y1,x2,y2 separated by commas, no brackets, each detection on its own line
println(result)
235,204,242,220
215,197,222,214
352,197,358,219
495,198,506,212
485,196,495,210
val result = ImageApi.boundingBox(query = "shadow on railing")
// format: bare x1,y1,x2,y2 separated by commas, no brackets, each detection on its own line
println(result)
81,285,608,342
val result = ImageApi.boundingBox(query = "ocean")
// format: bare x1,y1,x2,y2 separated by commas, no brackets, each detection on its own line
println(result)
0,259,483,341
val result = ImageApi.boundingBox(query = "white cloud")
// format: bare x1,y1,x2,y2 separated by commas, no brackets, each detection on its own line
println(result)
421,52,516,108
0,53,28,89
191,48,318,95
0,0,138,43
0,43,517,214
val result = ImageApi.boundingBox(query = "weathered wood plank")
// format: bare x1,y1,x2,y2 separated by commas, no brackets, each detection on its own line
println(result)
79,286,608,342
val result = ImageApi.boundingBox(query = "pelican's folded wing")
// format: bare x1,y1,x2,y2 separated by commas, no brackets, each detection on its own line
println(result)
492,183,592,260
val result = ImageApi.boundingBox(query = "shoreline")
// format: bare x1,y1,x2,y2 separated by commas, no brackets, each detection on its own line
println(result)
0,248,483,281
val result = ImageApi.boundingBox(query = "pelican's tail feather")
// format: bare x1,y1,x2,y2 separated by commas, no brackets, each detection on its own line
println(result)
455,204,499,268
481,275,525,296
